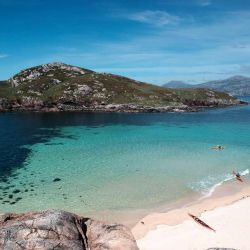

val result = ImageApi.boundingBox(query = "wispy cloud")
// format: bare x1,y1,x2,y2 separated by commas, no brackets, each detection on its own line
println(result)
197,0,212,7
0,54,8,59
6,7,250,83
87,11,250,82
126,10,180,27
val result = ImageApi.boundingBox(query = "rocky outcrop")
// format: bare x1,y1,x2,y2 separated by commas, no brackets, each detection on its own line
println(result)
0,102,198,113
0,210,138,250
10,63,90,88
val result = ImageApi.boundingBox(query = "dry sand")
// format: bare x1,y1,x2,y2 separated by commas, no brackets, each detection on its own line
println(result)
133,182,250,250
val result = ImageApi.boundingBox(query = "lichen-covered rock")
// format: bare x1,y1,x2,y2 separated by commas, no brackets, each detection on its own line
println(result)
74,84,93,96
0,210,139,250
86,220,139,250
10,63,90,87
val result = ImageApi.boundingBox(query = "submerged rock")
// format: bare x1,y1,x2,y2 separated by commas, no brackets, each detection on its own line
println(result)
0,210,138,250
53,177,61,182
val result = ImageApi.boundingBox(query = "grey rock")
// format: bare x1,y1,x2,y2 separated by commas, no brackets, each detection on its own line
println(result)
0,210,138,250
86,220,139,250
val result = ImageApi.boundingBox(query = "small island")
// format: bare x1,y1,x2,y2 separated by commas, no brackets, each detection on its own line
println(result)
0,63,246,113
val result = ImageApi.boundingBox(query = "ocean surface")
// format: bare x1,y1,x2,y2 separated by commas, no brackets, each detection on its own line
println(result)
1,97,250,215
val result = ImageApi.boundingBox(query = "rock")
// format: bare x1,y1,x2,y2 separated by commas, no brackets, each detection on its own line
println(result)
52,79,62,84
46,107,60,112
86,219,139,250
75,84,93,96
0,210,139,250
53,178,61,182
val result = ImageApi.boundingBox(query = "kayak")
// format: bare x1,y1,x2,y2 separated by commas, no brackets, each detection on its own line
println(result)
188,213,216,232
210,145,225,150
233,171,243,182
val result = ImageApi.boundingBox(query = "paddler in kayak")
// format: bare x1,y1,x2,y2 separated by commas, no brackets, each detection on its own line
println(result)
210,145,225,150
235,172,240,178
233,171,243,182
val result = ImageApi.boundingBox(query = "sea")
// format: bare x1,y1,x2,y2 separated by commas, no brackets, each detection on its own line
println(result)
1,97,250,217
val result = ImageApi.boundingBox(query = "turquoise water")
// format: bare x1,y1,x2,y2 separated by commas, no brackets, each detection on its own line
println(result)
1,98,250,215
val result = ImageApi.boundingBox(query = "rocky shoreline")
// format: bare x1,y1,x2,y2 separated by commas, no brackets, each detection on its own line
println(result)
0,100,247,113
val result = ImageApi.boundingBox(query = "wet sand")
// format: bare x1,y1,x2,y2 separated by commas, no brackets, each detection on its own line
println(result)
90,178,248,229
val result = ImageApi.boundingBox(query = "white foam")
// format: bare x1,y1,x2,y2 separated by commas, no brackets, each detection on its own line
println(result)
195,169,249,200
241,169,249,176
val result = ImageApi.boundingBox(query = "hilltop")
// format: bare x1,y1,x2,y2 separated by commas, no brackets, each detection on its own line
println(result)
0,63,245,112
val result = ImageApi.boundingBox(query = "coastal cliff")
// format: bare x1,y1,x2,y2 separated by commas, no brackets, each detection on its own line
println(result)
0,63,246,113
0,210,138,250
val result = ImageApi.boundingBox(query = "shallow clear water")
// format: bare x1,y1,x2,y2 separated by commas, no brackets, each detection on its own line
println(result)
1,97,250,214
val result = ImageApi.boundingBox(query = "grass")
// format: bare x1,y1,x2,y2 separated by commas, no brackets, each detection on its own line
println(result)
0,63,238,108
0,81,14,98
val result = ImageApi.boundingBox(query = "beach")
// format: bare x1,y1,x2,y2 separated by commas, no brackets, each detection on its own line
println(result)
134,182,250,250
1,107,250,249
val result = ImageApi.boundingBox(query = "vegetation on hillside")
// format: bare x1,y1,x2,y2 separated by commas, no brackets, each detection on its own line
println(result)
0,63,244,112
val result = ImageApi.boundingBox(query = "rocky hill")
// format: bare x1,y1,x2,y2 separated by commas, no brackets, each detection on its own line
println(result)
0,63,246,112
196,76,250,96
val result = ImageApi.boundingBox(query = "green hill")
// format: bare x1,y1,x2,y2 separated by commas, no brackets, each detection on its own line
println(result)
0,63,245,112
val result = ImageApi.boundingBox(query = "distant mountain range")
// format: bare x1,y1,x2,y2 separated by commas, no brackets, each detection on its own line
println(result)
163,76,250,96
163,81,193,89
0,62,244,112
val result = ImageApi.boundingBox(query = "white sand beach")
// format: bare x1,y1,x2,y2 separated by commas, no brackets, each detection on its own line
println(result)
134,184,250,250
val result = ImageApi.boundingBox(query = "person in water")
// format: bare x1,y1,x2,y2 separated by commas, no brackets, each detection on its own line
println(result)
235,172,241,178
211,145,225,150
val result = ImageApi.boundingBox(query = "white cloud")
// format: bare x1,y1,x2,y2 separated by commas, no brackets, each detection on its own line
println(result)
127,10,180,27
43,11,250,84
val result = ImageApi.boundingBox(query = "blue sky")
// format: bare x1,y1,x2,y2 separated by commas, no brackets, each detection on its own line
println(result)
1,0,250,84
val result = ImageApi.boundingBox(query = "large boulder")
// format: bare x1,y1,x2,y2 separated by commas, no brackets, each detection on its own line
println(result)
0,210,138,250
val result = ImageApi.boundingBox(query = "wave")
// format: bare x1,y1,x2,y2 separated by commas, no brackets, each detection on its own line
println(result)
190,169,249,200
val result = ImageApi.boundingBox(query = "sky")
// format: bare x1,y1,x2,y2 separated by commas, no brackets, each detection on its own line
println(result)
1,0,250,84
